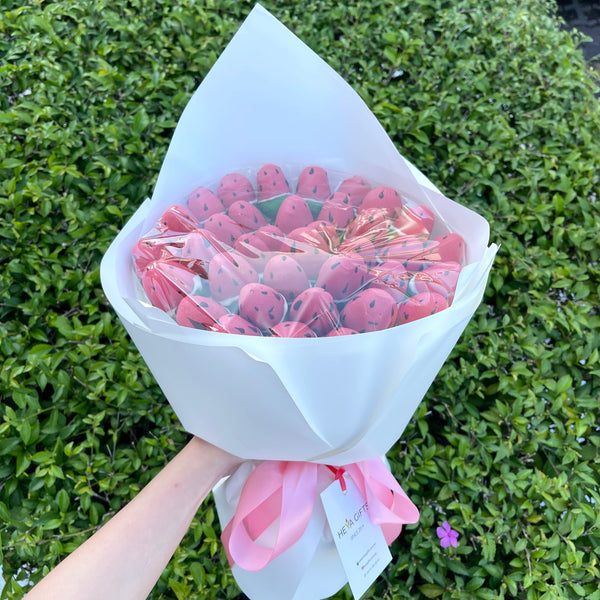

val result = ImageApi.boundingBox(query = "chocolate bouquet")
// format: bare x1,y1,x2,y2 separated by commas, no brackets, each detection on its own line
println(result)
100,5,497,599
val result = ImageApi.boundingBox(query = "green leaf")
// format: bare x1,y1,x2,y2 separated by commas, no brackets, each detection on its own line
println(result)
418,584,445,598
466,576,485,591
255,194,291,221
132,108,150,134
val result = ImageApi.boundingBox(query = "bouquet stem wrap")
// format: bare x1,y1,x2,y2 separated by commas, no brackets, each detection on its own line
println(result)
220,458,419,572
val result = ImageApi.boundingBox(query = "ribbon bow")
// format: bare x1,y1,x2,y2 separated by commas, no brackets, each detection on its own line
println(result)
221,458,419,571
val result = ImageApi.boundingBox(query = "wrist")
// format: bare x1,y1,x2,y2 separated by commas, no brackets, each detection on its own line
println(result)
186,436,242,479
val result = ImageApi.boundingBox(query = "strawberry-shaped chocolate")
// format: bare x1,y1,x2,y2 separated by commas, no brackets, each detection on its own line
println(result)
239,283,287,330
204,213,245,246
402,258,439,273
413,206,435,232
340,288,397,333
326,327,359,336
289,287,339,337
287,244,330,281
263,255,309,302
345,208,393,245
412,262,462,301
234,232,270,268
158,204,201,233
256,164,291,201
336,175,371,207
369,261,410,303
425,233,467,265
179,229,226,277
318,192,355,229
132,236,180,277
269,321,317,338
228,200,268,231
188,187,225,222
176,295,229,330
275,194,314,234
337,235,378,266
216,313,262,336
287,220,338,253
217,173,255,207
378,235,434,263
142,260,198,312
359,186,403,217
208,252,259,302
283,220,338,279
296,166,331,201
315,253,370,301
253,224,286,252
396,291,449,325
393,205,433,237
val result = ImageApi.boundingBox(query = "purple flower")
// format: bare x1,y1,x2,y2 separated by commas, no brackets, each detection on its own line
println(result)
436,521,459,548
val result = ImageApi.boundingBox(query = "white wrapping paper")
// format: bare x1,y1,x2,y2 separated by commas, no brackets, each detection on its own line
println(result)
100,4,498,466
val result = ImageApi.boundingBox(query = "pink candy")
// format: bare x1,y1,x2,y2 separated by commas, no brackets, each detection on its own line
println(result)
239,283,287,330
263,255,309,302
340,288,397,333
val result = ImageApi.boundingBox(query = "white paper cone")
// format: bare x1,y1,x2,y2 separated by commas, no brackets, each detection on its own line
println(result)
100,4,498,464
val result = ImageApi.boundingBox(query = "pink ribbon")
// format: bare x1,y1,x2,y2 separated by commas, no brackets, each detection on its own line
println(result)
221,458,419,571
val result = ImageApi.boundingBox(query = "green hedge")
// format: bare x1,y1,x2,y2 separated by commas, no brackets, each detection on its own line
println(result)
1,0,599,598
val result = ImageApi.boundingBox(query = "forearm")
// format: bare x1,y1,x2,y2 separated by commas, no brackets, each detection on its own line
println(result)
27,437,240,600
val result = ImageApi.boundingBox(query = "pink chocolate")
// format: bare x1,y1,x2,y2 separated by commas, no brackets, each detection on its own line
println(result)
179,229,226,277
296,166,331,201
412,262,462,300
369,261,410,303
427,233,467,265
234,232,270,269
287,220,338,252
142,260,197,312
275,195,314,234
254,224,286,252
158,204,201,234
239,283,287,330
228,200,268,231
289,287,339,337
315,253,370,301
263,255,309,302
413,205,435,231
216,313,262,336
257,164,291,200
345,207,393,242
208,252,259,302
269,321,317,338
396,292,449,325
204,213,245,246
188,187,225,222
359,186,403,217
176,295,228,330
340,288,397,333
337,235,379,265
326,327,359,337
378,235,434,263
336,175,371,207
287,246,330,280
318,193,355,229
132,236,180,277
217,173,255,207
393,205,433,237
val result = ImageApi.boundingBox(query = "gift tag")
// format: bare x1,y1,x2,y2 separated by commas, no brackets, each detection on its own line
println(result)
320,473,392,600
